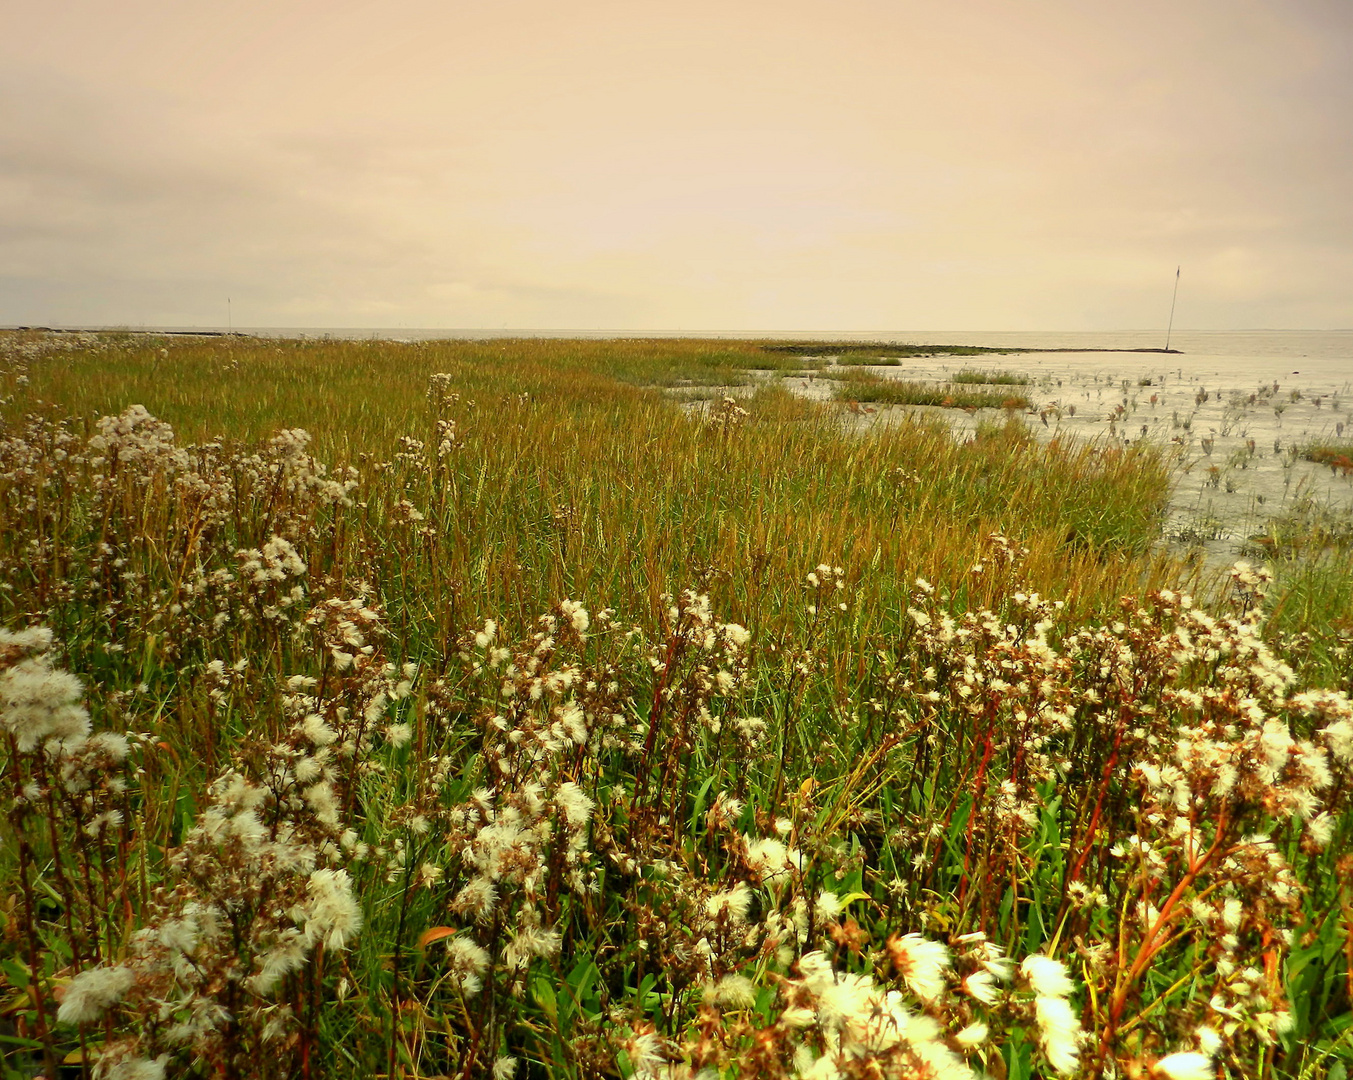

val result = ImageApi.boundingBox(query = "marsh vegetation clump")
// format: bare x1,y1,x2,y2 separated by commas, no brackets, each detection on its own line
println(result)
1,333,1351,1079
760,342,1025,362
833,371,1033,412
950,370,1032,386
1302,442,1353,476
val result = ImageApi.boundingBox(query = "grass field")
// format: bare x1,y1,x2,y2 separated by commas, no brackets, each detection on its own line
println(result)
1,331,1351,1080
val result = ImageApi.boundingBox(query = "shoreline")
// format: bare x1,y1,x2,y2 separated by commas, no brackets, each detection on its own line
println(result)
4,325,1183,352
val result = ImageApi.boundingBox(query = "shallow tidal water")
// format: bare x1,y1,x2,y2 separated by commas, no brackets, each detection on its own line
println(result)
769,331,1353,570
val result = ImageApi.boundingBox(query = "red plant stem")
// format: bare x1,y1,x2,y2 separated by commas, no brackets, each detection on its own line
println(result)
1067,719,1127,885
956,709,996,907
44,781,86,969
6,738,59,1077
631,627,681,812
1092,818,1229,1073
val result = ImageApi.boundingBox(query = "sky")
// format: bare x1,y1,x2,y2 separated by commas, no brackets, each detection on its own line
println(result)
2,0,1351,332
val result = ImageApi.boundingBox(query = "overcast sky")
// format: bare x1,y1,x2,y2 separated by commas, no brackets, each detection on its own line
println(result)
3,0,1351,331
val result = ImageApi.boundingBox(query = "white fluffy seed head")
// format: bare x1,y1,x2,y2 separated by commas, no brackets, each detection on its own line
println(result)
963,968,1000,1005
706,974,757,1010
955,1021,989,1047
887,933,950,1004
1021,954,1076,998
304,868,362,951
1,656,90,751
104,1057,168,1080
1153,1052,1214,1080
57,965,135,1024
1034,994,1082,1075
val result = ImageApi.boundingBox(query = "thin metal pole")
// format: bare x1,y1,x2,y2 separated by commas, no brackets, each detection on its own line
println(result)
1164,266,1180,352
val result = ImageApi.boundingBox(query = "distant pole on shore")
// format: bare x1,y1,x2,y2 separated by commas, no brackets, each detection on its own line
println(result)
228,297,232,333
1164,266,1180,352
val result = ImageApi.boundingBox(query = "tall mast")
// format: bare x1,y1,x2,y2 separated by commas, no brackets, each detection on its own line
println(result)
1164,266,1180,352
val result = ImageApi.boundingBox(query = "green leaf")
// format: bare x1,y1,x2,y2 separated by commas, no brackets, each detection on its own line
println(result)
752,982,777,1023
0,960,29,990
690,776,716,833
566,958,599,1018
533,975,557,1023
0,1034,45,1048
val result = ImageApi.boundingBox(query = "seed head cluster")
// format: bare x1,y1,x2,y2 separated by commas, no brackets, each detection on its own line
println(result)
1,372,1350,1079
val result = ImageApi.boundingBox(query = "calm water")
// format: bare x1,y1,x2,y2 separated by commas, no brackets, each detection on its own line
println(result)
866,330,1353,389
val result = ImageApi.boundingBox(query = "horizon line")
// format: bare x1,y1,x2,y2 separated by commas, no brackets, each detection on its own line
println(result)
6,324,1351,336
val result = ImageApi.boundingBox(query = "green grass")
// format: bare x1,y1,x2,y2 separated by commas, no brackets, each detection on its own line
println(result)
2,330,1349,1080
1246,495,1353,684
0,333,1158,624
1267,552,1353,686
1245,497,1353,560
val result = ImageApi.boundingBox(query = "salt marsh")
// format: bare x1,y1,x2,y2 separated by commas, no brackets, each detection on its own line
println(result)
763,332,1353,568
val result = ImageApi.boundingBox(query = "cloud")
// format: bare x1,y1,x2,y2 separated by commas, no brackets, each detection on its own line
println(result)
1,0,1350,329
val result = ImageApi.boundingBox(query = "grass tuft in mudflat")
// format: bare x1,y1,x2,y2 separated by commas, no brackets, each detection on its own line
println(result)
951,368,1031,385
834,354,904,366
834,370,1033,411
1302,441,1353,474
758,341,1027,359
